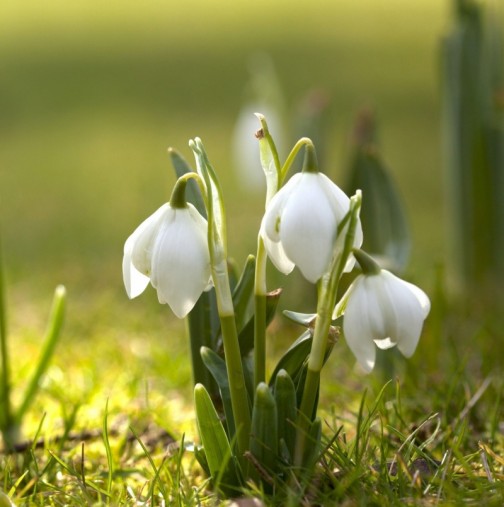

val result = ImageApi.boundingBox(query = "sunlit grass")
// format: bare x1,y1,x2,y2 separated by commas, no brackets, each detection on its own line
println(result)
1,1,502,504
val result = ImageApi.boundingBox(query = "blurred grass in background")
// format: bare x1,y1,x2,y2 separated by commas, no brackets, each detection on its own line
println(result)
0,0,446,296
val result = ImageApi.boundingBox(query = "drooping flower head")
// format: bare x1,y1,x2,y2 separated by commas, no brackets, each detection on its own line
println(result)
261,145,363,283
123,199,212,319
336,250,430,372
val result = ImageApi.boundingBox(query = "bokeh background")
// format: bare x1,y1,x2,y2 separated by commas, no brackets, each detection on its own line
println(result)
10,0,504,449
1,0,446,295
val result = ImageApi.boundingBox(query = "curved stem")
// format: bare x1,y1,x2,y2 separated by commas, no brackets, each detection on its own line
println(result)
169,172,208,210
280,137,314,183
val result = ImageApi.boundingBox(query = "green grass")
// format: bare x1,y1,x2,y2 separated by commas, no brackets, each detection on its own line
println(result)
1,0,503,505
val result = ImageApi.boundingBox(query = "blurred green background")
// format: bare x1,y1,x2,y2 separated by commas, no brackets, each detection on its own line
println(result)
1,0,446,305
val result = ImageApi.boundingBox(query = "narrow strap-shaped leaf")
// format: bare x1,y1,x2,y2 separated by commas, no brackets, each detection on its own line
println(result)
193,444,210,477
346,114,410,272
194,384,240,494
301,417,322,472
238,288,282,357
269,330,313,387
231,255,256,333
282,311,316,327
274,369,297,464
200,347,235,439
250,382,278,487
187,290,220,396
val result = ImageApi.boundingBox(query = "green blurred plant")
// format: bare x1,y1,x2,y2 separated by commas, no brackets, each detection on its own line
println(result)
442,0,504,289
346,109,411,273
0,236,66,450
123,116,430,498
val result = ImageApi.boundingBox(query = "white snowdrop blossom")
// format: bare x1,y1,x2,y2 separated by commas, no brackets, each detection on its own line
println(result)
122,203,212,318
261,171,363,283
340,269,430,373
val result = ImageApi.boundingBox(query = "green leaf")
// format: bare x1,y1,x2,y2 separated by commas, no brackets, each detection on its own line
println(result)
269,323,338,416
301,417,322,472
282,310,316,328
193,444,210,477
274,369,297,463
250,382,278,487
187,290,220,397
238,288,282,358
200,347,235,439
347,147,410,272
231,255,256,333
194,384,240,494
269,329,313,388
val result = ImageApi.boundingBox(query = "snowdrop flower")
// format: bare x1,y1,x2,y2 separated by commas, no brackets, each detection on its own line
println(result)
339,267,430,373
123,202,212,318
261,167,363,283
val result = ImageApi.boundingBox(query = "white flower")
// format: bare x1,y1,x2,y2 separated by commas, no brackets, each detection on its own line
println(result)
340,270,430,373
261,171,363,283
123,203,212,318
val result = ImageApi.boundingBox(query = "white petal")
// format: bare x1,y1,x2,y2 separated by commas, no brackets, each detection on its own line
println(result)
150,206,211,318
318,172,352,220
343,219,364,272
122,203,169,298
317,172,363,272
380,271,429,358
404,280,431,318
262,173,302,242
129,204,171,275
280,173,337,283
342,276,377,373
122,234,150,299
260,219,295,274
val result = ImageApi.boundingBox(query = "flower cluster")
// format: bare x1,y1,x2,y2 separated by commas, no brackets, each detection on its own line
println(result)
122,127,431,494
122,142,429,372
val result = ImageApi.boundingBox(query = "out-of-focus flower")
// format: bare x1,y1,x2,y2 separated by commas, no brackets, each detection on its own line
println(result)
261,171,363,283
123,203,211,318
339,269,430,372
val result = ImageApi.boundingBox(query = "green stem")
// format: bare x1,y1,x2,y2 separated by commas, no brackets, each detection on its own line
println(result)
219,314,251,467
294,192,362,467
212,263,251,471
253,237,268,388
280,137,314,183
293,367,321,467
189,138,252,471
254,294,267,387
169,172,207,210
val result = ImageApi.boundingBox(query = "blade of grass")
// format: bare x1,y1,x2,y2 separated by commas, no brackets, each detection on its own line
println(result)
102,400,113,497
15,285,66,425
0,234,11,434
